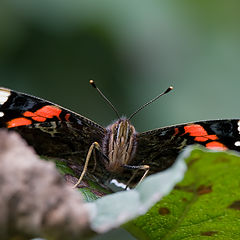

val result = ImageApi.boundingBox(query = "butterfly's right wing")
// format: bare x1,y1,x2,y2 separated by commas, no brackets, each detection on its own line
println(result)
0,87,106,166
132,119,240,178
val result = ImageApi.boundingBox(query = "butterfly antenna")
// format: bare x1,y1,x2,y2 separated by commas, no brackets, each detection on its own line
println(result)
89,80,120,119
128,86,173,121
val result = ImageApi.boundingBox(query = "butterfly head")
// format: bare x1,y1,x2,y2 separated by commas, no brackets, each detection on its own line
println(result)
90,80,173,174
103,118,137,173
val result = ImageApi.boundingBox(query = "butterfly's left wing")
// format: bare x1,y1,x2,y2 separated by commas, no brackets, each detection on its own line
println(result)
133,119,240,175
0,87,106,166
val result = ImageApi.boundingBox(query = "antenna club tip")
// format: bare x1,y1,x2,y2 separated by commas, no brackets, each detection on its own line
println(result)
164,85,173,94
89,80,96,88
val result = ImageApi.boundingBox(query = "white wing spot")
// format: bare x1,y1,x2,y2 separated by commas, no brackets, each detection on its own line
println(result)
0,88,10,105
0,112,4,117
235,141,240,147
237,120,240,134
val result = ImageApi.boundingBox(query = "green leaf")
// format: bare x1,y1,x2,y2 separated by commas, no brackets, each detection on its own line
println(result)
49,157,112,202
126,147,240,240
87,150,187,233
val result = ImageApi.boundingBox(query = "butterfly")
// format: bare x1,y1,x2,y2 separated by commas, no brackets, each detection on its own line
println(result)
1,81,240,187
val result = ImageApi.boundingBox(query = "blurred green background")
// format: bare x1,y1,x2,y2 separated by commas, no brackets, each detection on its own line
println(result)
2,0,240,133
1,1,240,239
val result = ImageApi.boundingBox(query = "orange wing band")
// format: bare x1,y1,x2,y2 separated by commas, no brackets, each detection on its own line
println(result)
23,105,62,122
7,118,32,128
184,124,208,136
206,141,228,150
184,124,219,142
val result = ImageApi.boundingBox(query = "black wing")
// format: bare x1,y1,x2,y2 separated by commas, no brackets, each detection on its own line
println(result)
133,119,240,175
0,87,106,166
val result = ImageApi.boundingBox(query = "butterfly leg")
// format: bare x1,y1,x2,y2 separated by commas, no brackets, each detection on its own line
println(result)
72,141,100,188
90,147,97,173
123,164,150,189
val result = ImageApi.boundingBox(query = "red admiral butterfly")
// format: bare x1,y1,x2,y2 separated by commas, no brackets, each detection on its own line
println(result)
0,82,239,187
